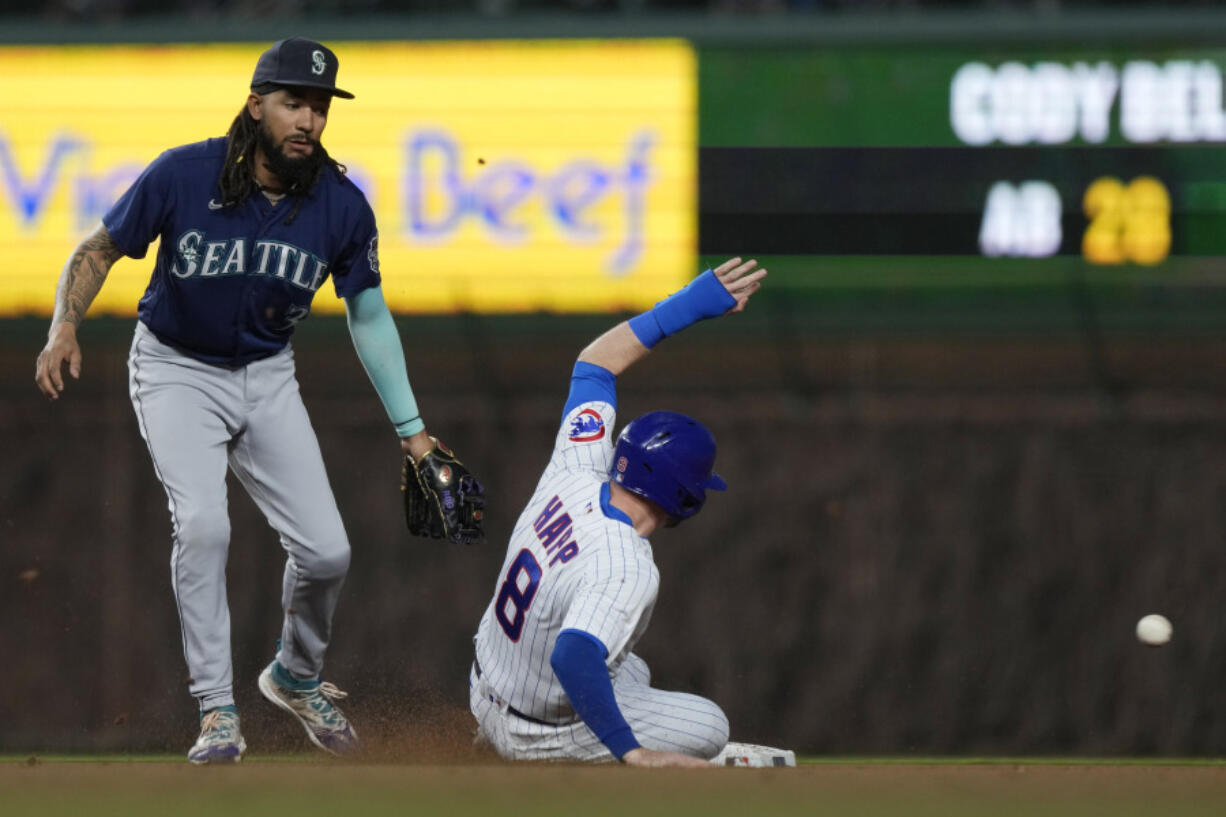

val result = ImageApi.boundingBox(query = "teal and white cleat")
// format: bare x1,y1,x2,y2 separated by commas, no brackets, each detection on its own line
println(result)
258,661,359,756
187,708,246,765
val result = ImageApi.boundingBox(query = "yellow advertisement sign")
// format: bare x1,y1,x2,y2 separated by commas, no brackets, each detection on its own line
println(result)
0,40,695,316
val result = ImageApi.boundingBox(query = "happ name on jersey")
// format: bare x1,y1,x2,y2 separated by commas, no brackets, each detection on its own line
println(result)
171,230,329,293
534,495,581,567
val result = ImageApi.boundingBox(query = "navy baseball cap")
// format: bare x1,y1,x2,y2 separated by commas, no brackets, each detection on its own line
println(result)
250,37,354,99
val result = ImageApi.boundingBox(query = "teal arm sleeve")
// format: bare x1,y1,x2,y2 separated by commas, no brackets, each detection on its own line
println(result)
344,286,425,438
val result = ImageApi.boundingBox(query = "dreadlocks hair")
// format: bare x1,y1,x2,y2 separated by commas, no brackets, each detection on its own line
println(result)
217,102,347,225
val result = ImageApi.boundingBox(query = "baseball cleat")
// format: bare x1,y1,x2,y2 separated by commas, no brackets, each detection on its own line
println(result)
710,741,796,768
258,661,359,755
187,708,247,765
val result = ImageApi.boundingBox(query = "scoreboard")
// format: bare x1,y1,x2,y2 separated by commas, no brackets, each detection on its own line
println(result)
701,146,1226,262
4,35,1226,326
698,47,1226,292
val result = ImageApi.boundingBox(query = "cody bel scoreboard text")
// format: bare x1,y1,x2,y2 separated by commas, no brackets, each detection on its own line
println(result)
700,55,1226,268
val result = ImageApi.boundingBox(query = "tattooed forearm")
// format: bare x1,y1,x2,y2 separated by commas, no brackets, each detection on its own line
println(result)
51,225,123,328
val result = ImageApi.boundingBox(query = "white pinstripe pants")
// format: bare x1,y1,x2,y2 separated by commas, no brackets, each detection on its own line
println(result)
469,653,729,762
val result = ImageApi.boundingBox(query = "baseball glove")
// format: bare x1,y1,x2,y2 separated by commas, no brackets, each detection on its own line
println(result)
402,438,486,545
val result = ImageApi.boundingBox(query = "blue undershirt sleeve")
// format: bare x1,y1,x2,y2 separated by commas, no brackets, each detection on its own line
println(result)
562,361,617,420
344,286,425,438
627,268,735,349
550,629,641,760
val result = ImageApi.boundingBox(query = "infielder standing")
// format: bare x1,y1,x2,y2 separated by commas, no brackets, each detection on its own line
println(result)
34,38,446,764
470,257,766,767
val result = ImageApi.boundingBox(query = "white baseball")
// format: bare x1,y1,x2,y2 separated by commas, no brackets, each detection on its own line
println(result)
1136,614,1172,646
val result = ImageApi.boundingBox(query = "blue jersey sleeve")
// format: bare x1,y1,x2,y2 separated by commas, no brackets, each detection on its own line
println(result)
562,361,617,419
550,629,641,760
102,149,176,259
330,196,381,299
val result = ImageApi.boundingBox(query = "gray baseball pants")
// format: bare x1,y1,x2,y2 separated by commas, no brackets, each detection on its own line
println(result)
128,321,350,711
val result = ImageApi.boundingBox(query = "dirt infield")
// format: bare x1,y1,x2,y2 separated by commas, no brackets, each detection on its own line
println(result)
3,760,1226,817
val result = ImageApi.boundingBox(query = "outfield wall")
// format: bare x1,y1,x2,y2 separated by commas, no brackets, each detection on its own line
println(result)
5,319,1226,754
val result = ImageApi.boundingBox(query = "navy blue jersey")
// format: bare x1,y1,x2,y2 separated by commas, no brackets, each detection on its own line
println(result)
104,138,380,367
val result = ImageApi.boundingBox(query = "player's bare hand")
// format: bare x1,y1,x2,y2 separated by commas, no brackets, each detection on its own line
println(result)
712,257,766,314
621,748,713,769
400,429,434,463
34,322,82,400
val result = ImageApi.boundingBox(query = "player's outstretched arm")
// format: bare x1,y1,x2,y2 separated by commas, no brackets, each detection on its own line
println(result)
345,286,486,544
35,223,124,399
576,257,765,376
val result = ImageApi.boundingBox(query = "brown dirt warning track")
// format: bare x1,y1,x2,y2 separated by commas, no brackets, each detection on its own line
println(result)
3,760,1226,817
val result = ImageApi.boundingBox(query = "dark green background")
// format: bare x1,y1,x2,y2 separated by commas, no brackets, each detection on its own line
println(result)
697,42,1226,333
699,45,1226,147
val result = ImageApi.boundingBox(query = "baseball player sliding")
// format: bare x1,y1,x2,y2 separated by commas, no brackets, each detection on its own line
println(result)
34,38,483,764
471,257,766,768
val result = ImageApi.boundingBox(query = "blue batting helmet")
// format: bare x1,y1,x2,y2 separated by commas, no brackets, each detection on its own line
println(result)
609,410,727,522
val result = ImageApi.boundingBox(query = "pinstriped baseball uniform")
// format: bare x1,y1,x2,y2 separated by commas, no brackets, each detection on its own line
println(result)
471,391,729,761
